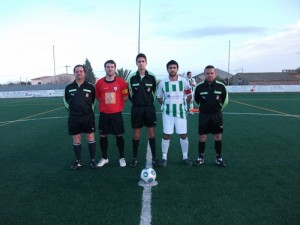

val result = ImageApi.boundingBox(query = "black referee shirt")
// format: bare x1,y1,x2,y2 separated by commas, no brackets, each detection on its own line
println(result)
64,80,95,116
194,80,227,114
128,70,156,106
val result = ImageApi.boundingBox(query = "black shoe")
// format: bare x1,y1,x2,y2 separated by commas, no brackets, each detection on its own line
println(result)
160,159,167,167
183,158,193,166
90,160,97,169
130,158,138,168
215,158,226,167
194,158,204,166
152,158,161,167
70,160,82,170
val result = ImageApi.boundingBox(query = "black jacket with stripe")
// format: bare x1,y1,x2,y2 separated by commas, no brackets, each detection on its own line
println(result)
64,80,95,116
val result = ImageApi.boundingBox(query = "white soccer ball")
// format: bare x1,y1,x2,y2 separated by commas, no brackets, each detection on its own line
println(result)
140,168,156,183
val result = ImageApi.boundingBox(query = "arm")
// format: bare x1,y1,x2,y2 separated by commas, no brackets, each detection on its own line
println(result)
157,97,163,105
184,79,192,104
156,80,163,105
221,87,229,111
194,86,200,105
91,85,96,111
186,95,192,105
121,78,129,103
63,88,70,111
152,74,157,94
189,78,196,87
126,74,133,102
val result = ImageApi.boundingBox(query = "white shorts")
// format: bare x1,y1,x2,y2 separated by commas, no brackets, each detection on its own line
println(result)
162,113,187,135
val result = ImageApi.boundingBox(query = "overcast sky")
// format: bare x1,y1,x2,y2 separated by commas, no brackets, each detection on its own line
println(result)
0,0,299,84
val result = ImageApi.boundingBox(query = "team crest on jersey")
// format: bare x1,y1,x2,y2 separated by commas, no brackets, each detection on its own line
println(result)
114,86,118,91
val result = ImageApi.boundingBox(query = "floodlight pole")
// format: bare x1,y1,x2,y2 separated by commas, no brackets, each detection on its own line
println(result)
227,40,230,86
138,0,141,54
65,65,71,74
53,45,56,76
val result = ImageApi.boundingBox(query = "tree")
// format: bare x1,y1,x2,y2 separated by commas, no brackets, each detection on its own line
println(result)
83,58,96,84
116,67,132,80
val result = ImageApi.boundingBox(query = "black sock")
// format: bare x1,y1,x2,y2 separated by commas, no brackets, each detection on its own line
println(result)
73,143,82,161
88,141,96,161
100,136,108,159
215,140,222,158
149,138,156,159
132,139,139,158
116,136,125,158
198,141,205,158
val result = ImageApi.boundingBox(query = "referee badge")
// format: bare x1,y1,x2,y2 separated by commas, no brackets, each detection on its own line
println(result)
86,93,89,98
216,95,219,100
147,87,151,92
114,86,118,91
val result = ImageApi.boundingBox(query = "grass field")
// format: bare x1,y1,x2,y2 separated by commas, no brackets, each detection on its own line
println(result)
0,93,300,225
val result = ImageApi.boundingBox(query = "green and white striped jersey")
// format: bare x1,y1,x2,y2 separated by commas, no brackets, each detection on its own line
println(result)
157,76,191,119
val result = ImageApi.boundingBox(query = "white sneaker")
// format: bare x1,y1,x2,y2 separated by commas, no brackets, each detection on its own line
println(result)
119,158,126,167
97,158,109,167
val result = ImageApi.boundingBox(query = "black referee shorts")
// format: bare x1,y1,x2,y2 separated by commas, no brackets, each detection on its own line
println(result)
68,113,95,135
198,111,223,135
131,105,156,128
98,112,124,136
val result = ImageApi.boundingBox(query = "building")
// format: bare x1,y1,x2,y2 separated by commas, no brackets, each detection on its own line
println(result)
230,71,300,85
31,74,74,85
193,68,233,84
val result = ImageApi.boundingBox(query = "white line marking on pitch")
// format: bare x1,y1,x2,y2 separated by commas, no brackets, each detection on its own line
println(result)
139,142,157,225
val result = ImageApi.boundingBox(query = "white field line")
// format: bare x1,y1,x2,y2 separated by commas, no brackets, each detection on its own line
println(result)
139,142,153,225
1,111,298,125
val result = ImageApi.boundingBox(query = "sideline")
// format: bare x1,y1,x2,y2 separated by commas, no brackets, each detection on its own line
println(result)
231,100,300,119
1,111,299,125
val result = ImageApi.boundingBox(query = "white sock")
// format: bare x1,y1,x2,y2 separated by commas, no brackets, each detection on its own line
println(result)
162,139,170,160
190,103,194,109
180,138,189,159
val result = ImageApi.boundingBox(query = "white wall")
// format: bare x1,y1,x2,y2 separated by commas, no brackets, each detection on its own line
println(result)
227,85,300,93
1,85,300,98
0,90,64,98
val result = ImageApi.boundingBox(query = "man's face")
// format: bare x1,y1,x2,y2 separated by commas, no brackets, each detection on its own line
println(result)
187,73,192,78
105,63,116,76
136,57,147,70
75,66,85,80
167,65,178,77
204,68,216,82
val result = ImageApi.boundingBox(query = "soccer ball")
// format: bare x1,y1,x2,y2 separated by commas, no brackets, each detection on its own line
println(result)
140,168,156,183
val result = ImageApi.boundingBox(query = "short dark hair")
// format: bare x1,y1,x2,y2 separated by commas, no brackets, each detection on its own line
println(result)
166,60,179,69
187,71,191,75
136,53,147,62
104,60,116,68
73,65,86,74
204,65,215,71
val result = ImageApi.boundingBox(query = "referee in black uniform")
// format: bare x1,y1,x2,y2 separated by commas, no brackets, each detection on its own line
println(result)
63,65,97,170
193,65,228,167
127,53,160,168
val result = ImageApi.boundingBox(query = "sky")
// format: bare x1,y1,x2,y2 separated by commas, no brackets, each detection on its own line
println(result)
0,0,300,84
